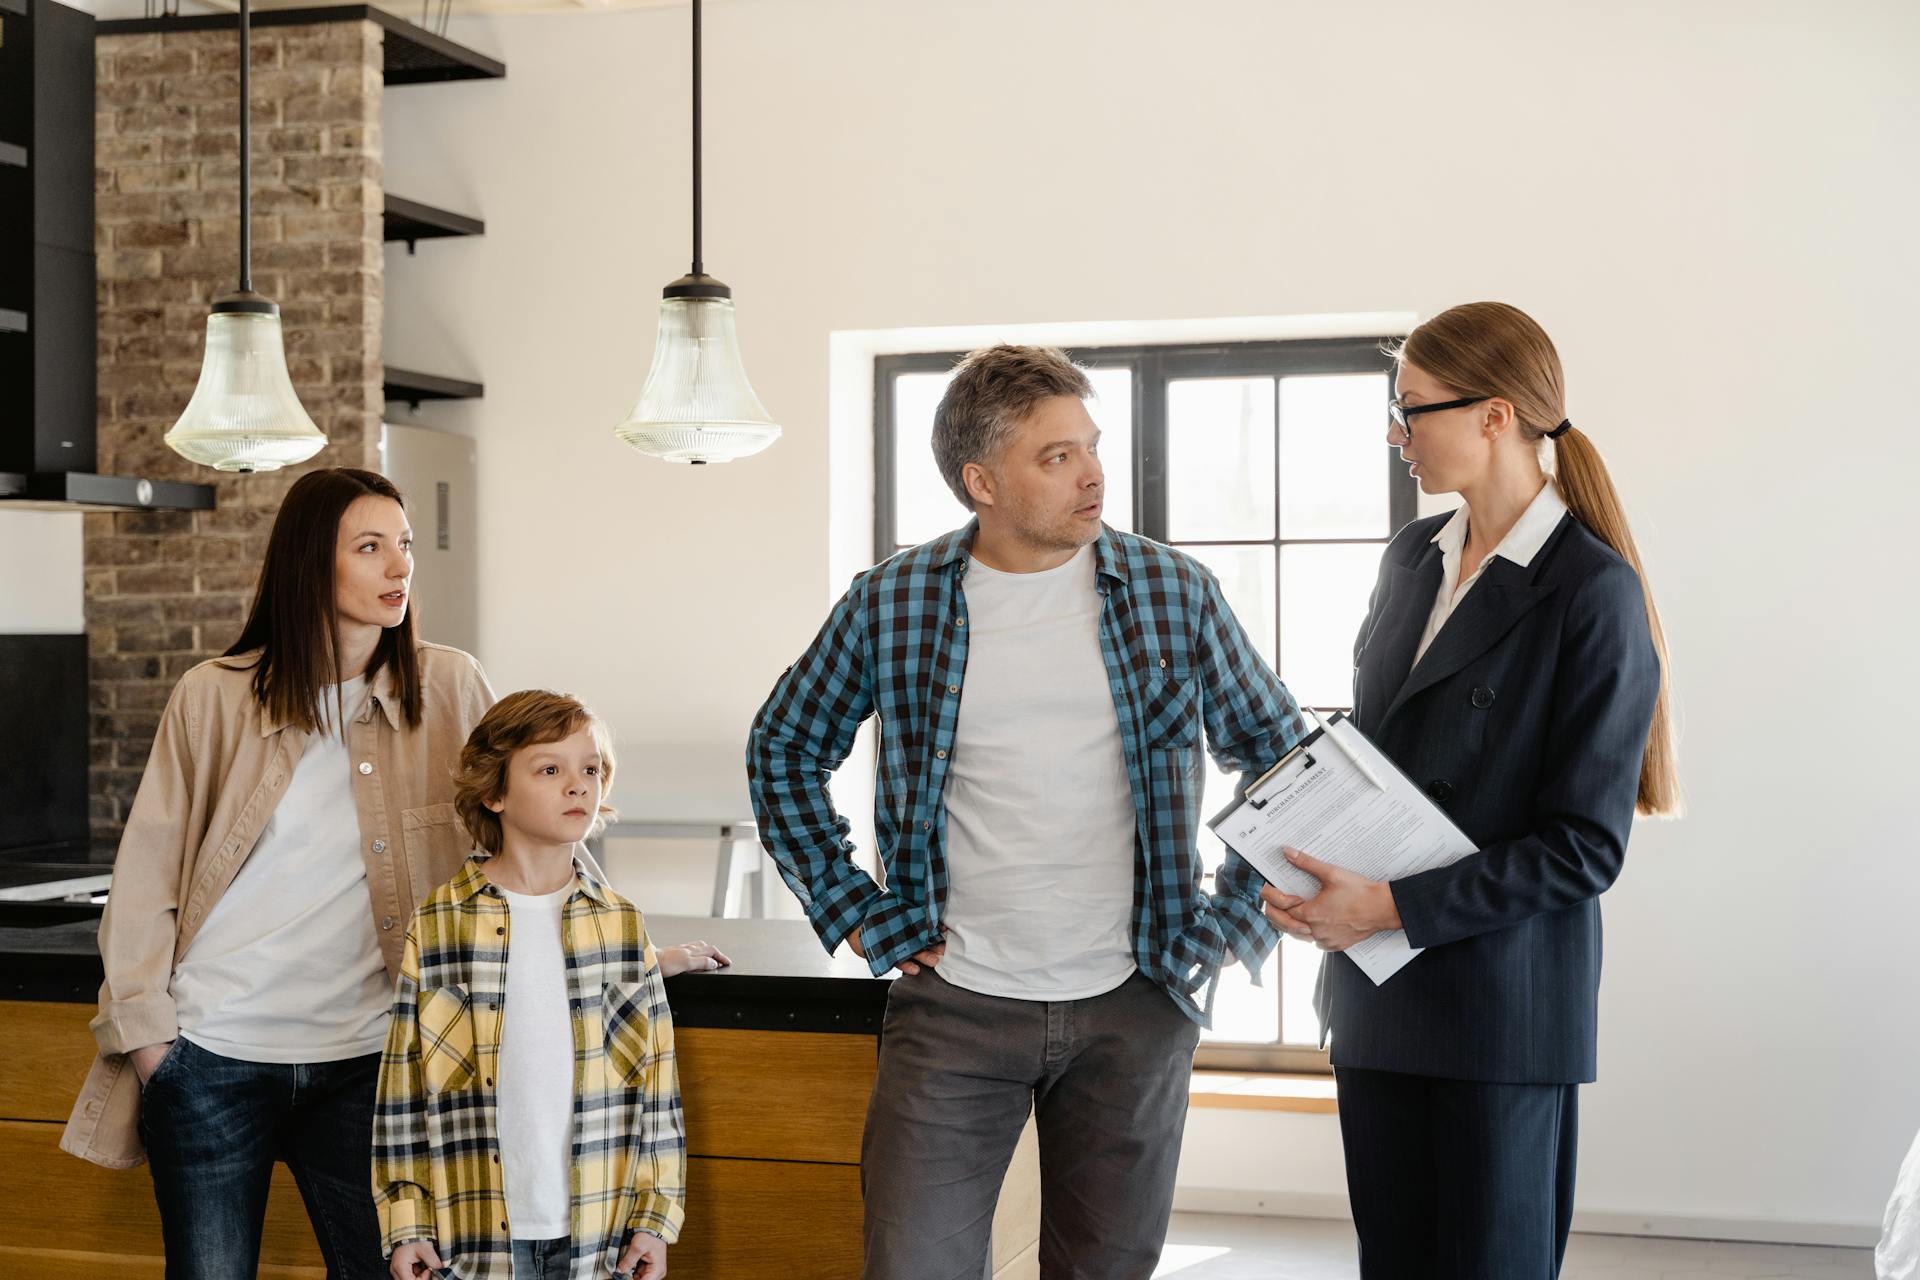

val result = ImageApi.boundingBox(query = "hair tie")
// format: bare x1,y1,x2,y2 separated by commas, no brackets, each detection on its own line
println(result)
1547,419,1573,439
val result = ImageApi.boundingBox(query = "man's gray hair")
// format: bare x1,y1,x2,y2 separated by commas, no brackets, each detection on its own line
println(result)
930,344,1093,511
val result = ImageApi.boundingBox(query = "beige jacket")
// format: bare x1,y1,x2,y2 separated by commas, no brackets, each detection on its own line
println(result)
60,642,495,1168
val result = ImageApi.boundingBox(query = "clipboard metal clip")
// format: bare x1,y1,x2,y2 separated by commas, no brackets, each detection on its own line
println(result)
1246,745,1315,811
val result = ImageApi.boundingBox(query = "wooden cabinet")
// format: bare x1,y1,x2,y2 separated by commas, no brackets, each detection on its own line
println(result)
0,915,1041,1278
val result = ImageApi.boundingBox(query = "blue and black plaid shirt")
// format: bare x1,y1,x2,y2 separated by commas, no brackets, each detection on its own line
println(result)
747,521,1306,1024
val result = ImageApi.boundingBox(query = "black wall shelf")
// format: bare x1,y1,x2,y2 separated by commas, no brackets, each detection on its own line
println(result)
384,366,482,411
0,142,25,168
384,194,484,253
97,6,506,84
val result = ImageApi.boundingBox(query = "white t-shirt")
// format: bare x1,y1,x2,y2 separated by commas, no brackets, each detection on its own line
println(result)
496,884,575,1240
935,544,1139,1001
173,677,392,1063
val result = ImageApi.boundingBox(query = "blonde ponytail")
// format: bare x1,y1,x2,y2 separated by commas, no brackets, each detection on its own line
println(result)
1548,426,1681,816
1398,303,1681,817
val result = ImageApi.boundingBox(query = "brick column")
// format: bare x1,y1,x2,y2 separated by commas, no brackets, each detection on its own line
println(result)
88,20,385,841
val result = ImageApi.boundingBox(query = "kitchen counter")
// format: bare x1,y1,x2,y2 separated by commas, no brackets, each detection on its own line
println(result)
0,878,1041,1279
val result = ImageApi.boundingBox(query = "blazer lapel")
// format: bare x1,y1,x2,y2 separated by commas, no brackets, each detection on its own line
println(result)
1380,556,1557,728
1354,542,1442,732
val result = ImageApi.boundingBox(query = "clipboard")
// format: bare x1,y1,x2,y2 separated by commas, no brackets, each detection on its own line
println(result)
1208,712,1476,986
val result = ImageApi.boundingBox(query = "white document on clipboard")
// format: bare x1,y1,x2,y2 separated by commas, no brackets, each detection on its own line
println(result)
1208,712,1476,986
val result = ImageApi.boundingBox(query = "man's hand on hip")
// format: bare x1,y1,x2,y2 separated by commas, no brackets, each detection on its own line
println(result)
849,924,946,976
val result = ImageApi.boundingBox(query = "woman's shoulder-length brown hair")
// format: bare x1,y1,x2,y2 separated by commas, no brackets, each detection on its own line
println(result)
223,467,423,734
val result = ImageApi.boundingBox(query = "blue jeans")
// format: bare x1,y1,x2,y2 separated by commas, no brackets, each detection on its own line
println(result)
138,1036,387,1280
511,1237,572,1279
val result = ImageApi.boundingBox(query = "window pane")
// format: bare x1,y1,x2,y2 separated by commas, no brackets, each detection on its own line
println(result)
1168,377,1275,541
1280,373,1393,539
1278,542,1384,708
1183,544,1275,670
892,371,969,547
1281,935,1324,1046
1085,365,1134,533
1202,940,1280,1045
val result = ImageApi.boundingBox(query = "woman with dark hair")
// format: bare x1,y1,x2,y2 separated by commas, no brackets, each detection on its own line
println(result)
1261,303,1679,1279
61,467,495,1278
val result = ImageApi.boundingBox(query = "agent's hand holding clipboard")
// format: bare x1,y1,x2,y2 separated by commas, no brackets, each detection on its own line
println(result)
1208,710,1476,985
1262,845,1405,954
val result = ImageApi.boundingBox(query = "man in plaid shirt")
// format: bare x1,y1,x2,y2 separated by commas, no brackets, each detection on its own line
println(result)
748,344,1305,1279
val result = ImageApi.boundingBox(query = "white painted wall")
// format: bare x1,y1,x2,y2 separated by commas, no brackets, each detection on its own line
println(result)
381,0,1919,1241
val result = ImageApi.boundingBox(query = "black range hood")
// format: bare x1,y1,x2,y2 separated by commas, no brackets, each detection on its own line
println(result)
0,0,213,514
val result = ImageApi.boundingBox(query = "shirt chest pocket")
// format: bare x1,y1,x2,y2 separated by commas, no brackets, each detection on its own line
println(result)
1136,654,1199,748
417,984,479,1094
602,979,655,1087
401,804,469,897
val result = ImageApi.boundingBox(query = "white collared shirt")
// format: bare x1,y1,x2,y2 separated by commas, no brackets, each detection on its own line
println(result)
1413,481,1569,667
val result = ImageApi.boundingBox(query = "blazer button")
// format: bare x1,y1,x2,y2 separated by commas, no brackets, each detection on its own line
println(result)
371,839,387,854
357,761,373,775
1426,780,1454,803
1471,686,1495,709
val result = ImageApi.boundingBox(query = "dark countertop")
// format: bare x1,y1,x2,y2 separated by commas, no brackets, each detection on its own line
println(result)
0,905,892,1035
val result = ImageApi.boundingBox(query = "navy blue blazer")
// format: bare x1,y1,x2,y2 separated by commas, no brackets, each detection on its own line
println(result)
1316,508,1659,1084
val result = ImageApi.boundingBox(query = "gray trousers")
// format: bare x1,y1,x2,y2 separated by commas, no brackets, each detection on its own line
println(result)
860,969,1202,1280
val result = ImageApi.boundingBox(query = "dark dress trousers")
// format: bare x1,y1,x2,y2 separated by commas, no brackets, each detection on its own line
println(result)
1320,509,1661,1280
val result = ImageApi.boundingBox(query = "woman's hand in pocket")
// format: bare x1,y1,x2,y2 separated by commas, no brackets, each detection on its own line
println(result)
130,1040,174,1085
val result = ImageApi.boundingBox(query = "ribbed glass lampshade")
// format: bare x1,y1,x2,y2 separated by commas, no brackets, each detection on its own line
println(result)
615,295,780,464
165,307,325,473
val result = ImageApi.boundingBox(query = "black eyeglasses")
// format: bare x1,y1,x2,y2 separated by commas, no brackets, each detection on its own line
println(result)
1388,395,1490,444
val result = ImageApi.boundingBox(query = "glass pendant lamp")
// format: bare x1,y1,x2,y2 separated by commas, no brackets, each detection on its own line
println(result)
614,0,779,465
165,0,324,473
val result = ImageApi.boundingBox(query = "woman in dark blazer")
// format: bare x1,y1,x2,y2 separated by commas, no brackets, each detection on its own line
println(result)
1261,301,1679,1280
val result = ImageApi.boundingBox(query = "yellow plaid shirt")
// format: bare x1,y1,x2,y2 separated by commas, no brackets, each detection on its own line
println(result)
372,855,686,1279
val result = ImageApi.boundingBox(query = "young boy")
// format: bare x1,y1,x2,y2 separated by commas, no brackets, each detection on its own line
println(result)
374,690,711,1280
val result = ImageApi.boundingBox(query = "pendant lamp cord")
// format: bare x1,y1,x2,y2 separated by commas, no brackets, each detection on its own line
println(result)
690,0,703,279
238,0,253,294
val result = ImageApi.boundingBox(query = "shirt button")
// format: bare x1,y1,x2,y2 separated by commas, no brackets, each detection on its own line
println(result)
357,762,373,775
381,916,395,930
935,749,947,759
947,684,958,694
1159,657,1168,668
1471,686,1495,709
955,617,966,627
495,926,505,936
371,839,387,854
922,821,930,831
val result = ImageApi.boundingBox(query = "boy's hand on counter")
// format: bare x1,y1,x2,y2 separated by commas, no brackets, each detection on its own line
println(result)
615,1228,667,1278
656,941,730,977
130,1041,174,1084
389,1238,445,1278
849,925,946,976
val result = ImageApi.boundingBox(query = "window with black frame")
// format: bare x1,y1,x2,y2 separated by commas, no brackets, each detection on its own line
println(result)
873,338,1415,1072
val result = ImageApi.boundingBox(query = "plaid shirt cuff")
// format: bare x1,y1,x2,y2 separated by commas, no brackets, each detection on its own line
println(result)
1212,889,1282,979
628,1194,684,1245
378,1191,433,1254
